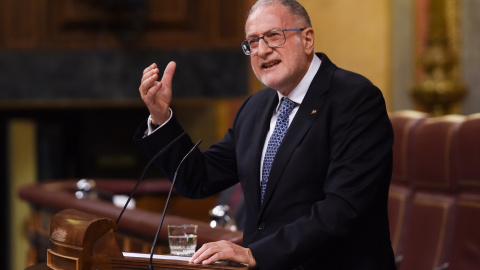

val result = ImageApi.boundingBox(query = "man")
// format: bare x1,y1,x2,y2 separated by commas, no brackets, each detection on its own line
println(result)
134,0,396,269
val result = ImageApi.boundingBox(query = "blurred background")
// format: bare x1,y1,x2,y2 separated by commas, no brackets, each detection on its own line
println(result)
1,0,479,269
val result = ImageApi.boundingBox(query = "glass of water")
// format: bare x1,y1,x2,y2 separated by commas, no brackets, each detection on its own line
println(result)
168,224,198,256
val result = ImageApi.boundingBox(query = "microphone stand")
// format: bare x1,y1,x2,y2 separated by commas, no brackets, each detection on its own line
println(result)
116,131,186,225
148,139,202,270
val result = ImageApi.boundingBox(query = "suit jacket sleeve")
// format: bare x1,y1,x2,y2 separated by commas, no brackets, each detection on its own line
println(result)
132,97,255,199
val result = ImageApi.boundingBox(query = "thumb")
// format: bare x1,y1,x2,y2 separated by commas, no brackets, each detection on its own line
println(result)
161,61,177,89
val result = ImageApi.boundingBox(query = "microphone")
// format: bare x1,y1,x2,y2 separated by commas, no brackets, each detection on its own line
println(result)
148,139,202,270
115,131,187,225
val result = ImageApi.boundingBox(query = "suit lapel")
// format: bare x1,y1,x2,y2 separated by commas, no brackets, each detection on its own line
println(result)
247,91,279,211
259,53,337,214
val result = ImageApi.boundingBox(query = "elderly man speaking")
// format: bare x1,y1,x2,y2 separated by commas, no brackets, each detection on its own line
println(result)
135,1,396,269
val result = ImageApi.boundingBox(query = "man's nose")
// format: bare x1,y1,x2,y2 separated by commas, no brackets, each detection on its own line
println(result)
257,38,272,56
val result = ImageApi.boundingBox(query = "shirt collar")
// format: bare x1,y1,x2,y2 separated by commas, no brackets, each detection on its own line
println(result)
275,54,322,112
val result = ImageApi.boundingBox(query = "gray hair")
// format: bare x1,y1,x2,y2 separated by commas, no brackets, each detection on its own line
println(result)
248,0,312,28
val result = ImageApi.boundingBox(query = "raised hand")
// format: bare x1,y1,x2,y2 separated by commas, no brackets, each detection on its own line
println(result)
139,61,177,125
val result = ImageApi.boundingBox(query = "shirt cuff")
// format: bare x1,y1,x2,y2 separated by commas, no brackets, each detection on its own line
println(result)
146,108,173,136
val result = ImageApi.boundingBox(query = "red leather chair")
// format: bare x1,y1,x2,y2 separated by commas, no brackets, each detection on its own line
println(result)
397,115,464,270
388,111,429,261
447,114,480,270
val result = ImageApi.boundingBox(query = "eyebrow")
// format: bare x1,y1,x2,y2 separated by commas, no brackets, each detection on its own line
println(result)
246,28,280,39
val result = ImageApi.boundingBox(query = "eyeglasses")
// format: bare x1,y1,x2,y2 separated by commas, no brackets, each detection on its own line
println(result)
241,28,305,56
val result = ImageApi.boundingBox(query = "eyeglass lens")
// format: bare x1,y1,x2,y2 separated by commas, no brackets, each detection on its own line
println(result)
242,30,286,55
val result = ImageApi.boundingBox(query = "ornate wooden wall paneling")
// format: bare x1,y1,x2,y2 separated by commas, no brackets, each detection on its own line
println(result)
0,0,247,50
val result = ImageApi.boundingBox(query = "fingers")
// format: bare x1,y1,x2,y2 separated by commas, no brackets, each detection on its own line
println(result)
189,241,256,268
141,68,158,85
190,243,217,265
139,64,159,96
143,63,157,75
195,250,220,265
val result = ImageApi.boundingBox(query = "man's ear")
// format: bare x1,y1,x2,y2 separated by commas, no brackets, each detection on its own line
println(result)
303,28,315,54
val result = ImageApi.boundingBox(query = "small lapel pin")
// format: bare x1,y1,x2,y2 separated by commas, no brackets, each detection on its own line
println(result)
311,109,317,115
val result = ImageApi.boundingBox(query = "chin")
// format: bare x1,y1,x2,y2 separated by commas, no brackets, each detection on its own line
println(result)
254,67,287,91
261,76,285,91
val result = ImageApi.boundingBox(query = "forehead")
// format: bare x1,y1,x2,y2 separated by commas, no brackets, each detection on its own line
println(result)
245,3,294,36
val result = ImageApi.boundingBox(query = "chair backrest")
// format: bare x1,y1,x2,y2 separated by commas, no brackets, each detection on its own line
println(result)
452,114,480,193
389,110,429,185
409,115,465,192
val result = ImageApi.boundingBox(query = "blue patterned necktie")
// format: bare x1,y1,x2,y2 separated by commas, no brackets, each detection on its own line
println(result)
261,97,296,204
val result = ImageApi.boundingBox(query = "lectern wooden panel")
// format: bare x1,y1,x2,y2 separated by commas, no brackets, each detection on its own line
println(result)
45,209,246,270
47,209,123,269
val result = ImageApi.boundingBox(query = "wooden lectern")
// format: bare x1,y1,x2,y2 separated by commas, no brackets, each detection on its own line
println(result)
36,209,247,270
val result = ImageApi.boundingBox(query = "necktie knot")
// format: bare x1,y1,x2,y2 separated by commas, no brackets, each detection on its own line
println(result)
279,98,296,118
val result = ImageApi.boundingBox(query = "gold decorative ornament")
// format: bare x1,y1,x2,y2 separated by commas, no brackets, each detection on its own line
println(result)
411,0,467,116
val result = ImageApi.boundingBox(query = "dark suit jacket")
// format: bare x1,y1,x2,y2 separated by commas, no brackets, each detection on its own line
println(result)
134,53,396,270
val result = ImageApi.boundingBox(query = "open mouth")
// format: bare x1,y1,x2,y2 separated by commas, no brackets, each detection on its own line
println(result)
262,60,281,69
